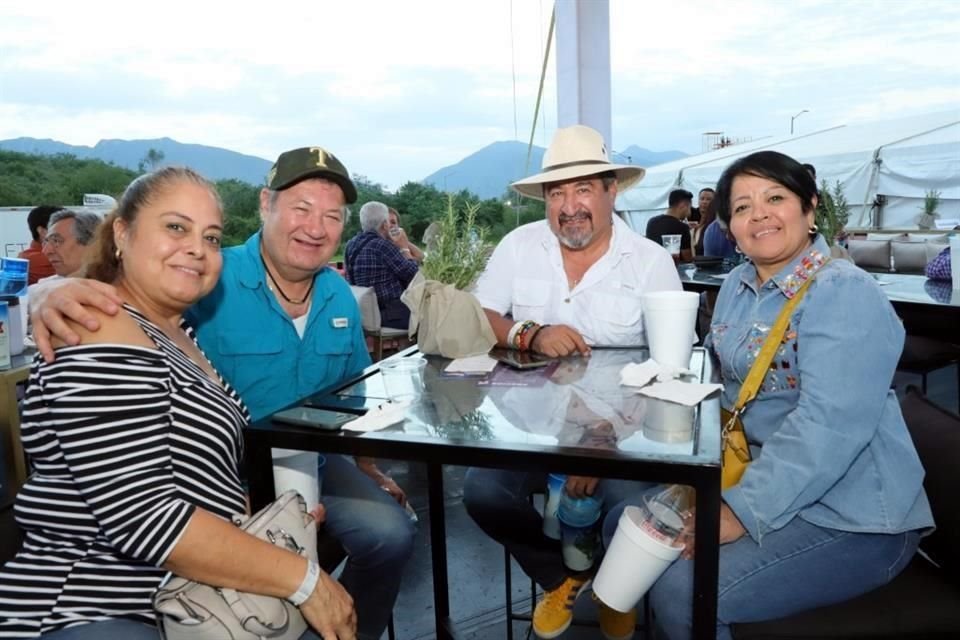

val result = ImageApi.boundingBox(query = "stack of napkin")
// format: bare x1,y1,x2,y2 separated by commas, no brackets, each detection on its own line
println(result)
343,400,411,432
620,360,722,405
444,354,498,375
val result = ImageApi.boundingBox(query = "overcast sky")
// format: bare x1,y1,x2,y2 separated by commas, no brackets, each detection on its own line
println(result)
2,0,958,190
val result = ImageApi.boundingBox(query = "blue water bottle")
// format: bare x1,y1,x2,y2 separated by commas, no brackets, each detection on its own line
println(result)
0,257,29,296
557,492,602,571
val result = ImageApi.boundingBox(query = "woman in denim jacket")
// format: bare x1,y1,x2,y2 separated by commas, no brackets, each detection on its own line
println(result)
608,151,934,639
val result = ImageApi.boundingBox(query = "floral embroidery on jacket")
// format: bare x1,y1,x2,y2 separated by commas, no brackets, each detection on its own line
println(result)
775,249,828,298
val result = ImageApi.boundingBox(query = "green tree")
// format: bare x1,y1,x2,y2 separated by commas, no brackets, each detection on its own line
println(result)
216,179,262,247
0,150,135,207
394,181,447,243
137,148,166,173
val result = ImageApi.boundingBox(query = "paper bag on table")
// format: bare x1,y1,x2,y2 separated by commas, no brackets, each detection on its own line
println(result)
401,272,496,359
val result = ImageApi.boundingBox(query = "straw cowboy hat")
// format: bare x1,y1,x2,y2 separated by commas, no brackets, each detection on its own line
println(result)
511,124,646,200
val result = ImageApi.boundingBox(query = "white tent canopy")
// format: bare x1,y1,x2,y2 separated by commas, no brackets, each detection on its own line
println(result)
618,110,960,231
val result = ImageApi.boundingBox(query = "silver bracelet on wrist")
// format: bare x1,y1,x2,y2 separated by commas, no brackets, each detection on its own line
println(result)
287,559,320,606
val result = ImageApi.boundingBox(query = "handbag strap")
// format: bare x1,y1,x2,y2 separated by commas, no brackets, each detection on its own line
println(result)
732,263,827,413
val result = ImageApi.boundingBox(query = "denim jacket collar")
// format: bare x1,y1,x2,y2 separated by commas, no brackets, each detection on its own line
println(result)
737,235,830,299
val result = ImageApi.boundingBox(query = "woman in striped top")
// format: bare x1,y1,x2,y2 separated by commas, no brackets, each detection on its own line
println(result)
0,168,355,639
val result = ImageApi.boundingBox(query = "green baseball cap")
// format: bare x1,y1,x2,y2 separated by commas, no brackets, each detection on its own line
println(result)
266,146,357,204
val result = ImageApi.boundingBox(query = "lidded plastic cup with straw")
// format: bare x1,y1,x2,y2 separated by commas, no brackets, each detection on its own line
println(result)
593,485,692,612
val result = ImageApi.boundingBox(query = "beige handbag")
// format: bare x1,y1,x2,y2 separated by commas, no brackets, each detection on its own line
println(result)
154,490,317,640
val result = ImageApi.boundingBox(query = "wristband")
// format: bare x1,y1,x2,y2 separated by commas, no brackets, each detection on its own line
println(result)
506,321,524,349
287,559,321,606
528,324,550,350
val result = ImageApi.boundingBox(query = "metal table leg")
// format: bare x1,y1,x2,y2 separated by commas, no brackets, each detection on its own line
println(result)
692,471,722,639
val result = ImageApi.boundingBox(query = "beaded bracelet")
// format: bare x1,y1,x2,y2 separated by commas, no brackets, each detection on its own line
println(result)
527,324,550,351
515,321,534,351
510,320,536,350
516,321,541,352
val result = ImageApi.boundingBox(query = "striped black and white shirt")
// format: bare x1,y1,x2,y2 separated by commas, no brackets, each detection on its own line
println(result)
0,306,249,638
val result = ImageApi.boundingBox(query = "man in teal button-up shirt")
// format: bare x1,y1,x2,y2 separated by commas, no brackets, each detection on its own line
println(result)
188,230,369,421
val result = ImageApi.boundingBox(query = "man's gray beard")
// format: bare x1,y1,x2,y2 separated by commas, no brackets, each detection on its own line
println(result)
558,233,591,249
557,227,594,249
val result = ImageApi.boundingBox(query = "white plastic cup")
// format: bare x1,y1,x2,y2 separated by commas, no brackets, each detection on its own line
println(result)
949,236,960,291
661,234,682,257
592,505,684,612
643,399,695,443
272,450,326,509
381,358,427,402
641,291,700,369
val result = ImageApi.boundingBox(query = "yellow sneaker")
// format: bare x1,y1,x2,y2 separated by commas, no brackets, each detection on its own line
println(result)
532,576,589,639
597,598,637,640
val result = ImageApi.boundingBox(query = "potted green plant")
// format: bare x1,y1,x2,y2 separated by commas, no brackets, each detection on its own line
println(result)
420,195,491,289
401,195,497,358
815,180,850,247
916,189,941,230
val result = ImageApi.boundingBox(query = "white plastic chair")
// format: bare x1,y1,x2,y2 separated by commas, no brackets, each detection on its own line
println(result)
349,285,410,361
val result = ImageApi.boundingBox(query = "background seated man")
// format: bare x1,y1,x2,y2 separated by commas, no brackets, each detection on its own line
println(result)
703,216,739,260
344,201,419,329
17,205,61,284
925,243,952,281
646,188,694,262
42,209,102,278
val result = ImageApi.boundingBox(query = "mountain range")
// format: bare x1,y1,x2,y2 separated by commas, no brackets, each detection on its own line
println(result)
0,136,687,199
0,137,272,185
423,141,687,199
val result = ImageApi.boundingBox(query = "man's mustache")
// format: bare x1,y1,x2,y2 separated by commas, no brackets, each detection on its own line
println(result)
559,210,592,224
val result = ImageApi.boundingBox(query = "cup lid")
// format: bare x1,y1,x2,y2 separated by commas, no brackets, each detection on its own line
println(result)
558,493,602,527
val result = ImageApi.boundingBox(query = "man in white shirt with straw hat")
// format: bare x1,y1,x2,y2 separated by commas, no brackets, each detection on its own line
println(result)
465,124,681,640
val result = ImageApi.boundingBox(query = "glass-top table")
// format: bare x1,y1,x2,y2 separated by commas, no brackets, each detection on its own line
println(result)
680,266,959,341
245,346,722,640
321,347,718,465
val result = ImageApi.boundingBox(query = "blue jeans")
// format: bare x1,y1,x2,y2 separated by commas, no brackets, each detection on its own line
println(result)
41,619,324,639
322,454,416,640
463,467,651,590
380,298,410,330
603,500,920,640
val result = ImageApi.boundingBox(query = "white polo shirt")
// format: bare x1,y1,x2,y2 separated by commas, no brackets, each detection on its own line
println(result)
473,215,682,346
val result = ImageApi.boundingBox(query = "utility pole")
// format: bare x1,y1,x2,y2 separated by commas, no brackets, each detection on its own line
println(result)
790,109,809,135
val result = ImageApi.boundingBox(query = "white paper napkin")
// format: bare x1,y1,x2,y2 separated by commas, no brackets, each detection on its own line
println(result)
620,360,692,387
636,380,723,406
343,400,411,432
445,354,498,374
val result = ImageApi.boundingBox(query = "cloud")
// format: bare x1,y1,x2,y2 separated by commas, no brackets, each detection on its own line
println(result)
1,0,957,189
